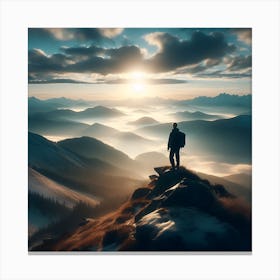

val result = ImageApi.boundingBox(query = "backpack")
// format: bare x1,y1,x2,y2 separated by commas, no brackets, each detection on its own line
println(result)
178,131,186,148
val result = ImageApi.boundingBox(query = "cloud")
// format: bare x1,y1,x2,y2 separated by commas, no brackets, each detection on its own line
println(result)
29,30,247,82
66,45,144,74
144,31,236,72
232,28,252,45
28,49,70,73
29,45,145,76
28,78,92,84
61,45,105,58
104,78,188,84
47,28,75,40
98,28,124,38
29,28,124,42
195,70,251,79
227,55,252,71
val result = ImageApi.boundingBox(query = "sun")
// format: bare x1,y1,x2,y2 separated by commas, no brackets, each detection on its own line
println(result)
132,82,144,92
130,71,146,94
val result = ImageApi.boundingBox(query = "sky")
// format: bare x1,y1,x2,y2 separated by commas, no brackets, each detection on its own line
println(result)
28,28,252,100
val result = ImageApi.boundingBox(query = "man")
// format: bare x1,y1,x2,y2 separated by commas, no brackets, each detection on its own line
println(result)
167,123,185,170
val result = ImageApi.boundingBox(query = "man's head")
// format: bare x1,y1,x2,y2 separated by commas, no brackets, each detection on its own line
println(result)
173,123,178,129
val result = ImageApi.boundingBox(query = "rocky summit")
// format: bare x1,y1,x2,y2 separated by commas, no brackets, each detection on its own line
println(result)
31,166,251,252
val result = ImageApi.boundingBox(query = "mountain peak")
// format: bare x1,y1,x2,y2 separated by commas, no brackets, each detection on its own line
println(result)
33,166,251,251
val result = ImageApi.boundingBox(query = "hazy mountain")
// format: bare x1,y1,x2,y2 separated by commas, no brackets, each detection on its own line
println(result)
28,97,61,114
57,136,137,171
31,166,251,251
29,167,99,208
29,106,125,122
135,152,169,175
28,115,89,136
82,123,119,138
173,110,224,121
174,93,252,115
223,173,252,189
81,123,156,157
78,106,124,118
196,171,251,203
44,97,92,108
180,93,251,107
137,115,252,164
28,96,93,114
128,117,159,126
28,132,143,200
82,123,153,144
135,152,168,164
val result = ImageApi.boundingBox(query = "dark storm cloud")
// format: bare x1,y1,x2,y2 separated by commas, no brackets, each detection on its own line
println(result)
29,45,145,75
66,46,143,74
227,55,252,71
61,45,105,57
29,30,243,82
145,31,236,72
28,49,70,73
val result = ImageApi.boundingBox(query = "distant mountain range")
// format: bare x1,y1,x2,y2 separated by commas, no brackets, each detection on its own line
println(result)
29,105,124,120
28,96,94,113
28,115,156,155
178,93,251,107
128,117,159,126
137,115,252,164
29,93,252,114
173,110,224,121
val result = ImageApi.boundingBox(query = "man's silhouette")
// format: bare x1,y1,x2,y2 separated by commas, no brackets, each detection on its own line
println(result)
168,123,185,170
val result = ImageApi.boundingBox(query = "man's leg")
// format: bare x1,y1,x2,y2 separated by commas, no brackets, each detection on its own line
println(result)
175,148,180,168
169,149,175,169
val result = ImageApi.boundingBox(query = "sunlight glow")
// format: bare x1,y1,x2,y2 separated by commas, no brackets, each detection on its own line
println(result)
131,71,145,80
132,83,145,92
130,71,146,94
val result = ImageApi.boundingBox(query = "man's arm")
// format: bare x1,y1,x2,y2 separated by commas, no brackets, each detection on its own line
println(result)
167,133,171,150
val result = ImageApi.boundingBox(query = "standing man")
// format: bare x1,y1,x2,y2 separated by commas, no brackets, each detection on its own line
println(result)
168,123,185,170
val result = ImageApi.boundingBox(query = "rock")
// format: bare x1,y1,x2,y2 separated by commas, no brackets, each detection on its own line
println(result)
135,199,162,222
162,180,217,211
154,166,169,175
148,170,184,198
131,187,151,200
212,184,235,198
149,174,158,180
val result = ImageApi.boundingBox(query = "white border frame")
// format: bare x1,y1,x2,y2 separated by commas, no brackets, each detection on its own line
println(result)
1,0,280,279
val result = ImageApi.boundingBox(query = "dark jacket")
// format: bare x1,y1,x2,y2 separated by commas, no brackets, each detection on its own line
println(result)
168,128,181,149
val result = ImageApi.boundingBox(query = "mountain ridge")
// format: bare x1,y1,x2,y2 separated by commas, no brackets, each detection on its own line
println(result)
31,166,251,251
